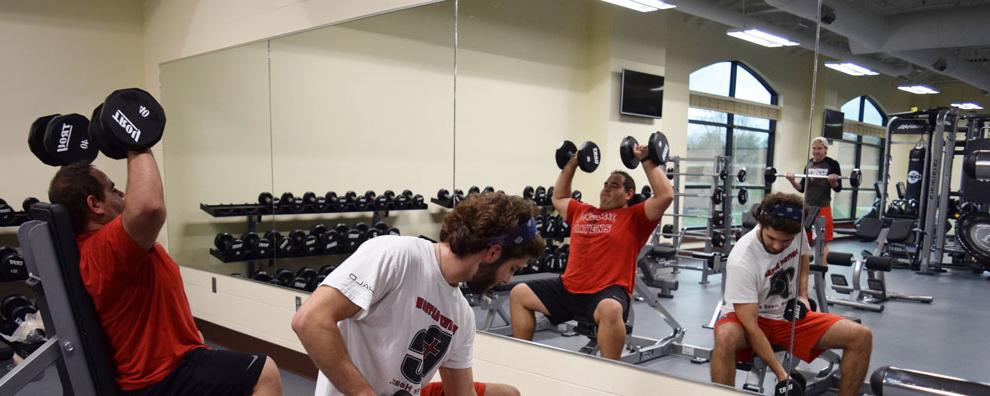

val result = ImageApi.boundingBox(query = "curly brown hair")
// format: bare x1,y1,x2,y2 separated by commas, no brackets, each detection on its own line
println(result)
48,162,103,233
440,192,545,262
752,192,804,235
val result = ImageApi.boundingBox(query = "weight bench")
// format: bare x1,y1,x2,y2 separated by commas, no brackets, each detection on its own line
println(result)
638,244,679,298
469,272,561,336
0,203,120,394
737,344,841,395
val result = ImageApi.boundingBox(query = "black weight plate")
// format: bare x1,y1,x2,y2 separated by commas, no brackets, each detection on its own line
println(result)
577,141,601,173
28,114,61,166
958,212,990,263
91,104,129,160
647,131,669,166
101,88,166,150
619,136,639,169
556,140,577,169
43,114,95,165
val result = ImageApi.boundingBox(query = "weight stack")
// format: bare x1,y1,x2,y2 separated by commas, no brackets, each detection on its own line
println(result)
962,139,990,203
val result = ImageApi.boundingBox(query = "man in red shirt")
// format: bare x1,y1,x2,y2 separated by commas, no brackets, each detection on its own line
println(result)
48,152,282,395
508,144,673,359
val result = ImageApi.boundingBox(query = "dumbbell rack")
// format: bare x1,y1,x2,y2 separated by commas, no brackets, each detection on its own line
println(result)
430,188,572,274
200,196,429,274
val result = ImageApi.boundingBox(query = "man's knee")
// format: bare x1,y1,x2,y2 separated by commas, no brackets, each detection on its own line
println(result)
509,284,533,307
255,357,281,391
847,323,872,350
594,298,624,325
485,383,520,396
713,323,746,354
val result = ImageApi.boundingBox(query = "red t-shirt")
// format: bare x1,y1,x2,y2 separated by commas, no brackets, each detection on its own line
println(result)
76,216,206,390
562,200,659,295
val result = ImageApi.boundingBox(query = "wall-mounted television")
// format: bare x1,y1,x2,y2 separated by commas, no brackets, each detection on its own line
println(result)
620,69,664,119
822,109,845,140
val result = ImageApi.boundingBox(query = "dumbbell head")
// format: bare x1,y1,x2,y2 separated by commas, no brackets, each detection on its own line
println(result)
556,140,577,169
21,197,39,212
661,224,675,238
0,248,26,282
382,190,396,200
483,186,495,193
619,136,640,169
764,167,779,184
319,265,335,276
311,224,329,237
302,192,319,208
775,372,806,396
711,187,724,205
100,88,166,151
29,113,99,166
1,295,36,323
646,131,669,167
274,269,294,286
324,191,340,211
437,188,451,201
736,168,748,183
576,141,601,172
318,229,342,254
214,233,234,250
468,186,481,195
572,190,582,201
849,169,862,188
303,234,319,255
712,232,726,248
251,270,273,283
0,200,13,225
523,186,535,200
737,188,749,205
258,192,274,207
240,232,260,256
534,186,547,205
88,104,127,161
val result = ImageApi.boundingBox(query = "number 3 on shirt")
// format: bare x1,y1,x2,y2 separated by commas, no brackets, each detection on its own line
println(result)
401,325,453,384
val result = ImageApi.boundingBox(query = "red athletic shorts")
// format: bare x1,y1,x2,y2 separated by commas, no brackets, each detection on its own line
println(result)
715,311,843,363
420,381,486,396
805,206,834,243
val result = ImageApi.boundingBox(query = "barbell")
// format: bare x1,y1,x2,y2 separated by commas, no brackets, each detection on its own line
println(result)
764,167,862,188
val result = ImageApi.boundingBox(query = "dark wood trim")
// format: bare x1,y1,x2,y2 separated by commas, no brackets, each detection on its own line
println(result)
195,318,317,380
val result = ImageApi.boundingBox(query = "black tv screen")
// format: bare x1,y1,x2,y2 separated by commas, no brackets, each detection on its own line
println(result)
823,109,845,140
620,69,664,119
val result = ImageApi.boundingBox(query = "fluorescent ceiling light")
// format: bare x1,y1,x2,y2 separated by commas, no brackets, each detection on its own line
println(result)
634,0,676,9
951,102,983,110
726,29,799,48
824,62,879,76
897,85,940,94
601,0,676,12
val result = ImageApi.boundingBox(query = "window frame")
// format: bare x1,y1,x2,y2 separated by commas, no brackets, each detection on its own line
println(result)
834,96,887,221
685,61,777,228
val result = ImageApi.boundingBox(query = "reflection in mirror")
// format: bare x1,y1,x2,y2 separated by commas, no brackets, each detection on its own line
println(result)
160,41,274,277
451,0,886,391
266,2,455,288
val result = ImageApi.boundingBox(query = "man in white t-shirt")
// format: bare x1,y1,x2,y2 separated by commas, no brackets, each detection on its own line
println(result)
293,192,545,396
710,192,873,396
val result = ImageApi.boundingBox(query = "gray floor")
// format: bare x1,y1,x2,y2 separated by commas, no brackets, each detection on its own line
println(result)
499,239,990,394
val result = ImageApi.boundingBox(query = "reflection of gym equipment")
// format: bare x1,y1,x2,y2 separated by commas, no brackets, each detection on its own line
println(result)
738,334,841,395
827,218,934,311
870,365,990,395
570,246,711,365
470,272,563,336
764,167,863,187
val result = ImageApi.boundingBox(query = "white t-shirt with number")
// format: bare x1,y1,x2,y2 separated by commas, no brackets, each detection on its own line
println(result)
314,236,475,396
721,225,811,320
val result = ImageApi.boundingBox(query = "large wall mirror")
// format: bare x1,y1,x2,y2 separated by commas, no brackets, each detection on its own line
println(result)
160,1,456,283
453,0,832,389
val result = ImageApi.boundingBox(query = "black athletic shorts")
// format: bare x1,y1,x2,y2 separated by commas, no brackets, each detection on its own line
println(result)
122,347,266,396
525,277,629,326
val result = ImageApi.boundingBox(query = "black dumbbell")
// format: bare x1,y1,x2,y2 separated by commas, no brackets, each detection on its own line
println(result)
274,269,294,287
711,215,725,228
453,189,465,203
29,113,99,166
251,270,273,283
534,186,548,206
0,248,27,282
21,198,39,212
544,216,559,238
774,372,806,396
318,229,343,254
302,192,319,211
523,186,535,201
214,233,245,259
556,140,601,172
319,265,335,276
0,200,13,225
311,224,329,237
374,195,390,210
620,131,669,169
240,232,261,258
437,188,451,202
642,186,652,197
370,222,390,239
324,191,340,211
291,267,319,292
572,190,582,201
468,186,481,195
411,194,424,208
281,192,303,213
483,186,495,193
345,223,368,252
661,224,675,238
1,295,38,333
275,234,298,257
343,191,358,210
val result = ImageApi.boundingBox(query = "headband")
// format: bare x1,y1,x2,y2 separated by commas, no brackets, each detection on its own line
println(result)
489,217,538,247
762,203,803,223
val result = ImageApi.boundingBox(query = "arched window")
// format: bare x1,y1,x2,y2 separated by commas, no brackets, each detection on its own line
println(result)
840,96,887,126
831,96,886,221
686,61,776,226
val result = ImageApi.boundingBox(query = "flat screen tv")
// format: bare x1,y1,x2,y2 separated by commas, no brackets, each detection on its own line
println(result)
823,109,845,140
620,69,664,119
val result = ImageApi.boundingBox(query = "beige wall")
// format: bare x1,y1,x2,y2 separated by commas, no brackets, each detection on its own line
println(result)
0,0,144,247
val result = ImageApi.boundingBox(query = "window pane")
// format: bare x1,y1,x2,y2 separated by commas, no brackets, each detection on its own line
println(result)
841,98,861,121
732,130,769,184
678,193,712,229
862,100,884,126
686,123,727,185
732,189,763,226
688,107,728,123
833,189,854,220
831,140,857,170
733,66,773,104
856,191,879,218
862,135,882,145
734,114,771,130
689,62,731,97
842,132,858,141
860,146,881,190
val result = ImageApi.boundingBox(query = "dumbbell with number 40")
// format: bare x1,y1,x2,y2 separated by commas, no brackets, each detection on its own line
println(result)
28,88,166,166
